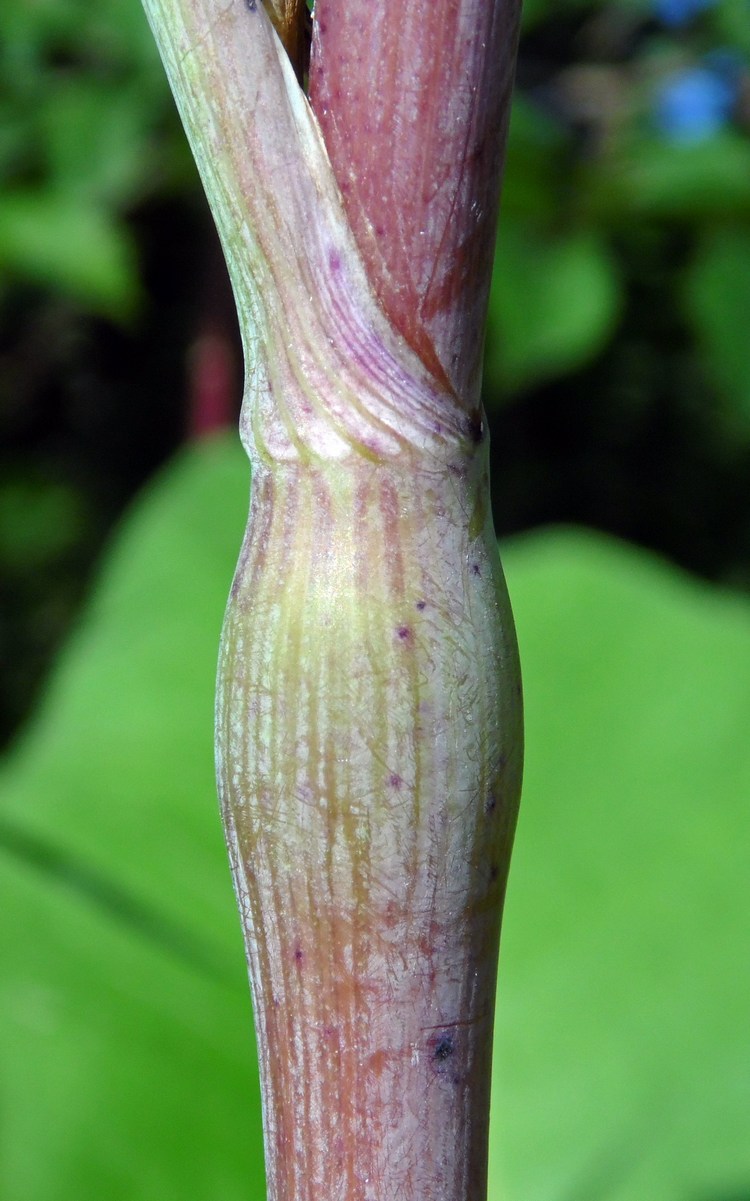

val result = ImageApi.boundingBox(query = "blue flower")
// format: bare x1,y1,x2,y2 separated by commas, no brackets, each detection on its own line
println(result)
655,65,737,142
654,0,718,28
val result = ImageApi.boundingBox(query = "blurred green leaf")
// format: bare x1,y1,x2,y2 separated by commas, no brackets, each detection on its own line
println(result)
486,225,623,394
520,0,601,33
0,477,85,572
1,0,160,72
1,0,82,53
502,96,571,224
41,80,157,207
2,439,749,1200
0,437,264,1201
683,227,750,426
491,528,750,1201
599,133,750,222
0,191,139,319
713,0,750,62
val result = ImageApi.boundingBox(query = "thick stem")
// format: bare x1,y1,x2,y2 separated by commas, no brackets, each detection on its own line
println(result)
309,0,522,401
216,435,522,1201
141,0,523,1196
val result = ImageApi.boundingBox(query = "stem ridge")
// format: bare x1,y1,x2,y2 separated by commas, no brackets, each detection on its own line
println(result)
216,453,522,1201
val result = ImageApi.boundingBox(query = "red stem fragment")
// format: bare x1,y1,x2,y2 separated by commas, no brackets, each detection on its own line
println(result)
309,0,522,404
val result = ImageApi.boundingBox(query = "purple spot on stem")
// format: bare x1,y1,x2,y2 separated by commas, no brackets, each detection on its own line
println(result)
471,563,481,577
416,600,426,611
397,626,412,642
294,947,304,963
329,250,341,272
433,1034,454,1061
389,773,402,790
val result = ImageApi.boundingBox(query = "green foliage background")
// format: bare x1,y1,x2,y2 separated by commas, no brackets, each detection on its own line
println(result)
2,0,750,1197
3,0,750,420
2,438,749,1200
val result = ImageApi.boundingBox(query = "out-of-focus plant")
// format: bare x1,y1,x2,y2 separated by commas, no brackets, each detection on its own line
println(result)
2,0,750,656
0,0,185,318
1,437,749,1200
3,0,749,395
654,55,741,143
2,17,749,1196
0,0,199,747
483,0,750,441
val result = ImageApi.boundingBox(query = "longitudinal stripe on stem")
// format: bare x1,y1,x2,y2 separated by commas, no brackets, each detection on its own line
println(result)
143,0,523,1196
216,447,522,1201
309,0,522,402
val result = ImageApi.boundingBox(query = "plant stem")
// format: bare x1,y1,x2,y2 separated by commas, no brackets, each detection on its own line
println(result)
217,447,522,1201
309,0,522,400
140,0,523,1196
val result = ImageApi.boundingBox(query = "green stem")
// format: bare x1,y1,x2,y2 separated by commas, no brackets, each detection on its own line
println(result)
217,445,521,1201
141,0,523,1196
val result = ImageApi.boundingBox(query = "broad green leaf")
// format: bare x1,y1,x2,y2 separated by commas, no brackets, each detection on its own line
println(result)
0,191,139,320
0,437,264,1201
683,227,750,427
486,225,622,394
491,528,750,1201
2,437,749,1200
